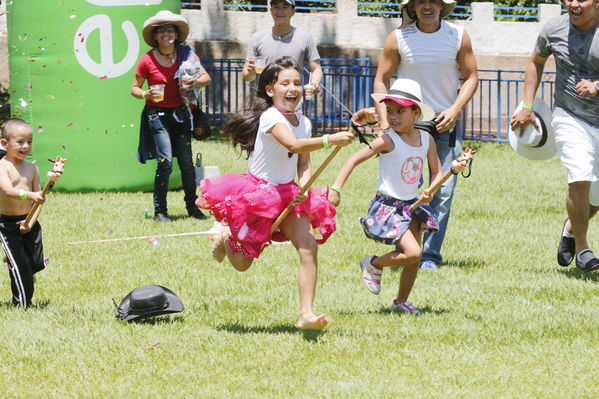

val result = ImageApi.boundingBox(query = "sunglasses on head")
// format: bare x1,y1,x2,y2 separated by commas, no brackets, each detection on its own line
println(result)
156,27,176,34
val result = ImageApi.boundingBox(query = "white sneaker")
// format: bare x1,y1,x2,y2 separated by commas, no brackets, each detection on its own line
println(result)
420,260,438,271
391,300,421,315
359,256,382,295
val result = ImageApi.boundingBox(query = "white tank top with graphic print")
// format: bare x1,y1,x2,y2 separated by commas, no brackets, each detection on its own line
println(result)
377,129,429,200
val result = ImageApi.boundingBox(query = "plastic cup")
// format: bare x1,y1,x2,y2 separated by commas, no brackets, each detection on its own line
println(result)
255,57,266,74
150,84,165,102
304,83,315,101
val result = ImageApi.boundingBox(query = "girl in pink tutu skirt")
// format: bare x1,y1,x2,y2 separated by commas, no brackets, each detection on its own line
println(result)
196,56,357,330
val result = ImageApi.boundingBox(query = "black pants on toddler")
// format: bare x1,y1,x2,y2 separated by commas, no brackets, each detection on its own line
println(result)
0,214,45,307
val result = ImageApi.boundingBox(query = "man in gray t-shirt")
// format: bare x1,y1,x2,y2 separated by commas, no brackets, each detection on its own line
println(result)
511,0,599,272
242,0,322,96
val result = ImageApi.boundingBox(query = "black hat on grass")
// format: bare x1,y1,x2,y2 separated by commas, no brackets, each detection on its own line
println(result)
114,285,184,322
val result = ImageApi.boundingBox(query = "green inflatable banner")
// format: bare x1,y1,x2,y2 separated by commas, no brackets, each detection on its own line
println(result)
7,0,181,192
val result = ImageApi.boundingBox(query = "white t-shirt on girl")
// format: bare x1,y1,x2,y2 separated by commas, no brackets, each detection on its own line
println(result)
248,107,312,185
377,129,430,200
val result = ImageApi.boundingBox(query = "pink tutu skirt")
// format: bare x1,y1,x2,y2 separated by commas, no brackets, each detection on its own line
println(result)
196,173,336,258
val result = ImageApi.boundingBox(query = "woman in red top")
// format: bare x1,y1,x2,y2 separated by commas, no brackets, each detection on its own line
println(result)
131,10,211,222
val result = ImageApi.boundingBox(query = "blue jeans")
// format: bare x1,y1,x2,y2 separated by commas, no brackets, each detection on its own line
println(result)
422,123,463,264
147,106,197,215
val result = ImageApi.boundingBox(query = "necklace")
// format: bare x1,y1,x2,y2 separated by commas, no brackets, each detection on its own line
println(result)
273,26,294,40
156,48,176,64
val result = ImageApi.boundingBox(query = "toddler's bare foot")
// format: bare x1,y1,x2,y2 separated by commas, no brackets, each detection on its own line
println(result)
297,313,329,330
211,226,230,263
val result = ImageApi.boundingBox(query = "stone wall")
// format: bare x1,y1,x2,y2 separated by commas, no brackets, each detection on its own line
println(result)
185,1,560,70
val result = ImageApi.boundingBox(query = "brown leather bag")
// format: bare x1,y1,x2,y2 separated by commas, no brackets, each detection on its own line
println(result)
191,103,211,140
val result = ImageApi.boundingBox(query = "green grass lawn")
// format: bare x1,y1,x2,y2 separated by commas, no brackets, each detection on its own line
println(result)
1,139,598,398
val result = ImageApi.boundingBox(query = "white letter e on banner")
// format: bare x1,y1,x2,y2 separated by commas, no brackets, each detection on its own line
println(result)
74,14,139,79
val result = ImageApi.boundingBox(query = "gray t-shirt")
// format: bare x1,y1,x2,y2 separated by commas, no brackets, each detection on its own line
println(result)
536,14,599,126
246,27,320,69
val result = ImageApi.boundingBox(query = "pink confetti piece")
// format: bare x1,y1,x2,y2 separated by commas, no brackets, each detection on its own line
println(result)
108,230,113,234
66,123,73,127
98,76,108,80
37,125,43,133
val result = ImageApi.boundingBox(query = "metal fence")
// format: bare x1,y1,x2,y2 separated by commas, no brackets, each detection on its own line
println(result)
199,58,557,142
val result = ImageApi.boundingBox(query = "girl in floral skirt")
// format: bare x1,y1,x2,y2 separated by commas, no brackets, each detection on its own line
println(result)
195,56,359,330
329,78,443,315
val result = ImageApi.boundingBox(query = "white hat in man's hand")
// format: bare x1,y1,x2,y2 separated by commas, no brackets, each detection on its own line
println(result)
509,98,556,161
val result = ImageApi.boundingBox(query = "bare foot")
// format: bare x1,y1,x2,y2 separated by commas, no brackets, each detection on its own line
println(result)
211,226,230,263
297,313,329,330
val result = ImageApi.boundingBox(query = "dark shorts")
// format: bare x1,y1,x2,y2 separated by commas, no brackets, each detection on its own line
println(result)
0,214,45,307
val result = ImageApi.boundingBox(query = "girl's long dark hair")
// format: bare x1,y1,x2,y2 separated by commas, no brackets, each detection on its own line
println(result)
222,56,302,157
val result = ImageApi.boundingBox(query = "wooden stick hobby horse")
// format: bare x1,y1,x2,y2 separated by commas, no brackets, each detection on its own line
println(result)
409,147,476,213
21,156,66,232
270,108,378,234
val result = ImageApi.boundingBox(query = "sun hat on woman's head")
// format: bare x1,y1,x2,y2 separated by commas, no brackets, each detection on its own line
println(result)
371,78,435,122
508,98,556,161
142,10,189,47
399,0,456,25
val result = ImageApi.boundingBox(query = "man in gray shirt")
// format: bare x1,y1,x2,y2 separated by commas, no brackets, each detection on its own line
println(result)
511,0,599,272
242,0,322,95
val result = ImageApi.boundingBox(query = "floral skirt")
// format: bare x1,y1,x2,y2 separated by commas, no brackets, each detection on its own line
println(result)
359,192,439,246
196,173,336,258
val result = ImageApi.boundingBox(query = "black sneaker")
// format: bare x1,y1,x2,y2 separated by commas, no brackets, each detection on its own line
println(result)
557,218,575,267
154,213,172,223
575,249,599,272
187,207,208,220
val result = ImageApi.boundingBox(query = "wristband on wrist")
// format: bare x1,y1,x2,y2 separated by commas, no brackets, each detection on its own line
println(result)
322,134,330,149
330,185,343,193
522,103,534,110
19,189,28,201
